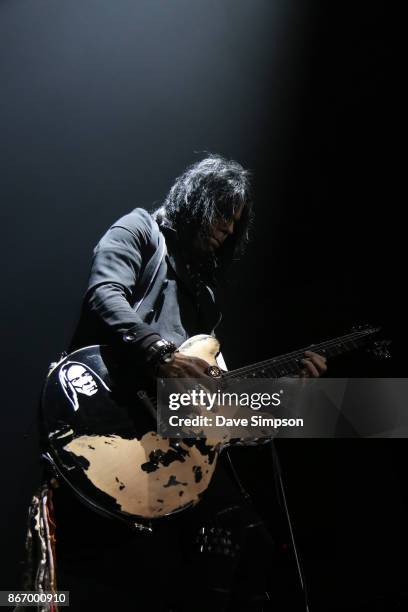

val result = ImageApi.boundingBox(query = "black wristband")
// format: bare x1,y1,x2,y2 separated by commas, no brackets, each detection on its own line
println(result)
145,339,177,367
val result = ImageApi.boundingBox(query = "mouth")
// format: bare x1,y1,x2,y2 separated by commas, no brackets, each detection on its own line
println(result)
210,236,221,248
85,384,97,392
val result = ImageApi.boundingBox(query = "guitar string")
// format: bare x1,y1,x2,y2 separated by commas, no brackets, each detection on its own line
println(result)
147,329,377,406
225,332,370,379
223,329,377,379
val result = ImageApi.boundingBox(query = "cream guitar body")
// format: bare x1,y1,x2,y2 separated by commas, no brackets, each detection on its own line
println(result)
43,335,225,524
42,326,384,526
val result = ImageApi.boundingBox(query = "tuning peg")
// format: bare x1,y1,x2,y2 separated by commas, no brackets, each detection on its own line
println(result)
368,340,392,360
352,323,369,333
352,323,381,335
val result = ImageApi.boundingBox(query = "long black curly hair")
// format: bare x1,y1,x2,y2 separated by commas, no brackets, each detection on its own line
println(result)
153,154,253,284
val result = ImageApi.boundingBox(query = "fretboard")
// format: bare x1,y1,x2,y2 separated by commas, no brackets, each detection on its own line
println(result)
224,327,380,380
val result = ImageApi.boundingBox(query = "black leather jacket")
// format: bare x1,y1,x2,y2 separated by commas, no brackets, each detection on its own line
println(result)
69,207,221,360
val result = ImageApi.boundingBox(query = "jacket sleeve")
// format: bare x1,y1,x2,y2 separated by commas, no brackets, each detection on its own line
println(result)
84,208,162,357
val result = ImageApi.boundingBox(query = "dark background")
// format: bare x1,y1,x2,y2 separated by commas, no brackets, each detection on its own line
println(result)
0,1,404,610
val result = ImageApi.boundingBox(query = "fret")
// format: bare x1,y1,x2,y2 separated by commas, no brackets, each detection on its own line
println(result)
224,327,379,381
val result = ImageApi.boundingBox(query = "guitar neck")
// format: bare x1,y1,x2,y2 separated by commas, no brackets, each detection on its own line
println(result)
225,328,380,380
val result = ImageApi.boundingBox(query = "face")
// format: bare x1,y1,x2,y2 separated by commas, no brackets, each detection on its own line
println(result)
66,365,98,396
195,201,245,255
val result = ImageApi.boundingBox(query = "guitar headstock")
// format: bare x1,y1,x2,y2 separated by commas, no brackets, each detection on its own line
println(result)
351,324,392,360
367,339,392,360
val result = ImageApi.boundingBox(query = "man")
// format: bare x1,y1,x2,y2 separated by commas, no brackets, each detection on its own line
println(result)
69,155,325,380
41,155,326,611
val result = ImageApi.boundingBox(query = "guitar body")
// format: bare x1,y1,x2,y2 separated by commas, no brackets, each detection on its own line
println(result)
42,335,222,523
42,324,387,525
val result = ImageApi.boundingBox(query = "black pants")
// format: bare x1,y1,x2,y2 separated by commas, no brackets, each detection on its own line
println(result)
53,458,300,611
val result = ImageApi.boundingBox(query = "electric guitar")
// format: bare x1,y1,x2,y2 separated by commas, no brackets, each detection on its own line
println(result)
41,326,389,528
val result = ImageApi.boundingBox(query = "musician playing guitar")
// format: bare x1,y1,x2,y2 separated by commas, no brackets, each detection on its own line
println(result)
35,155,327,611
